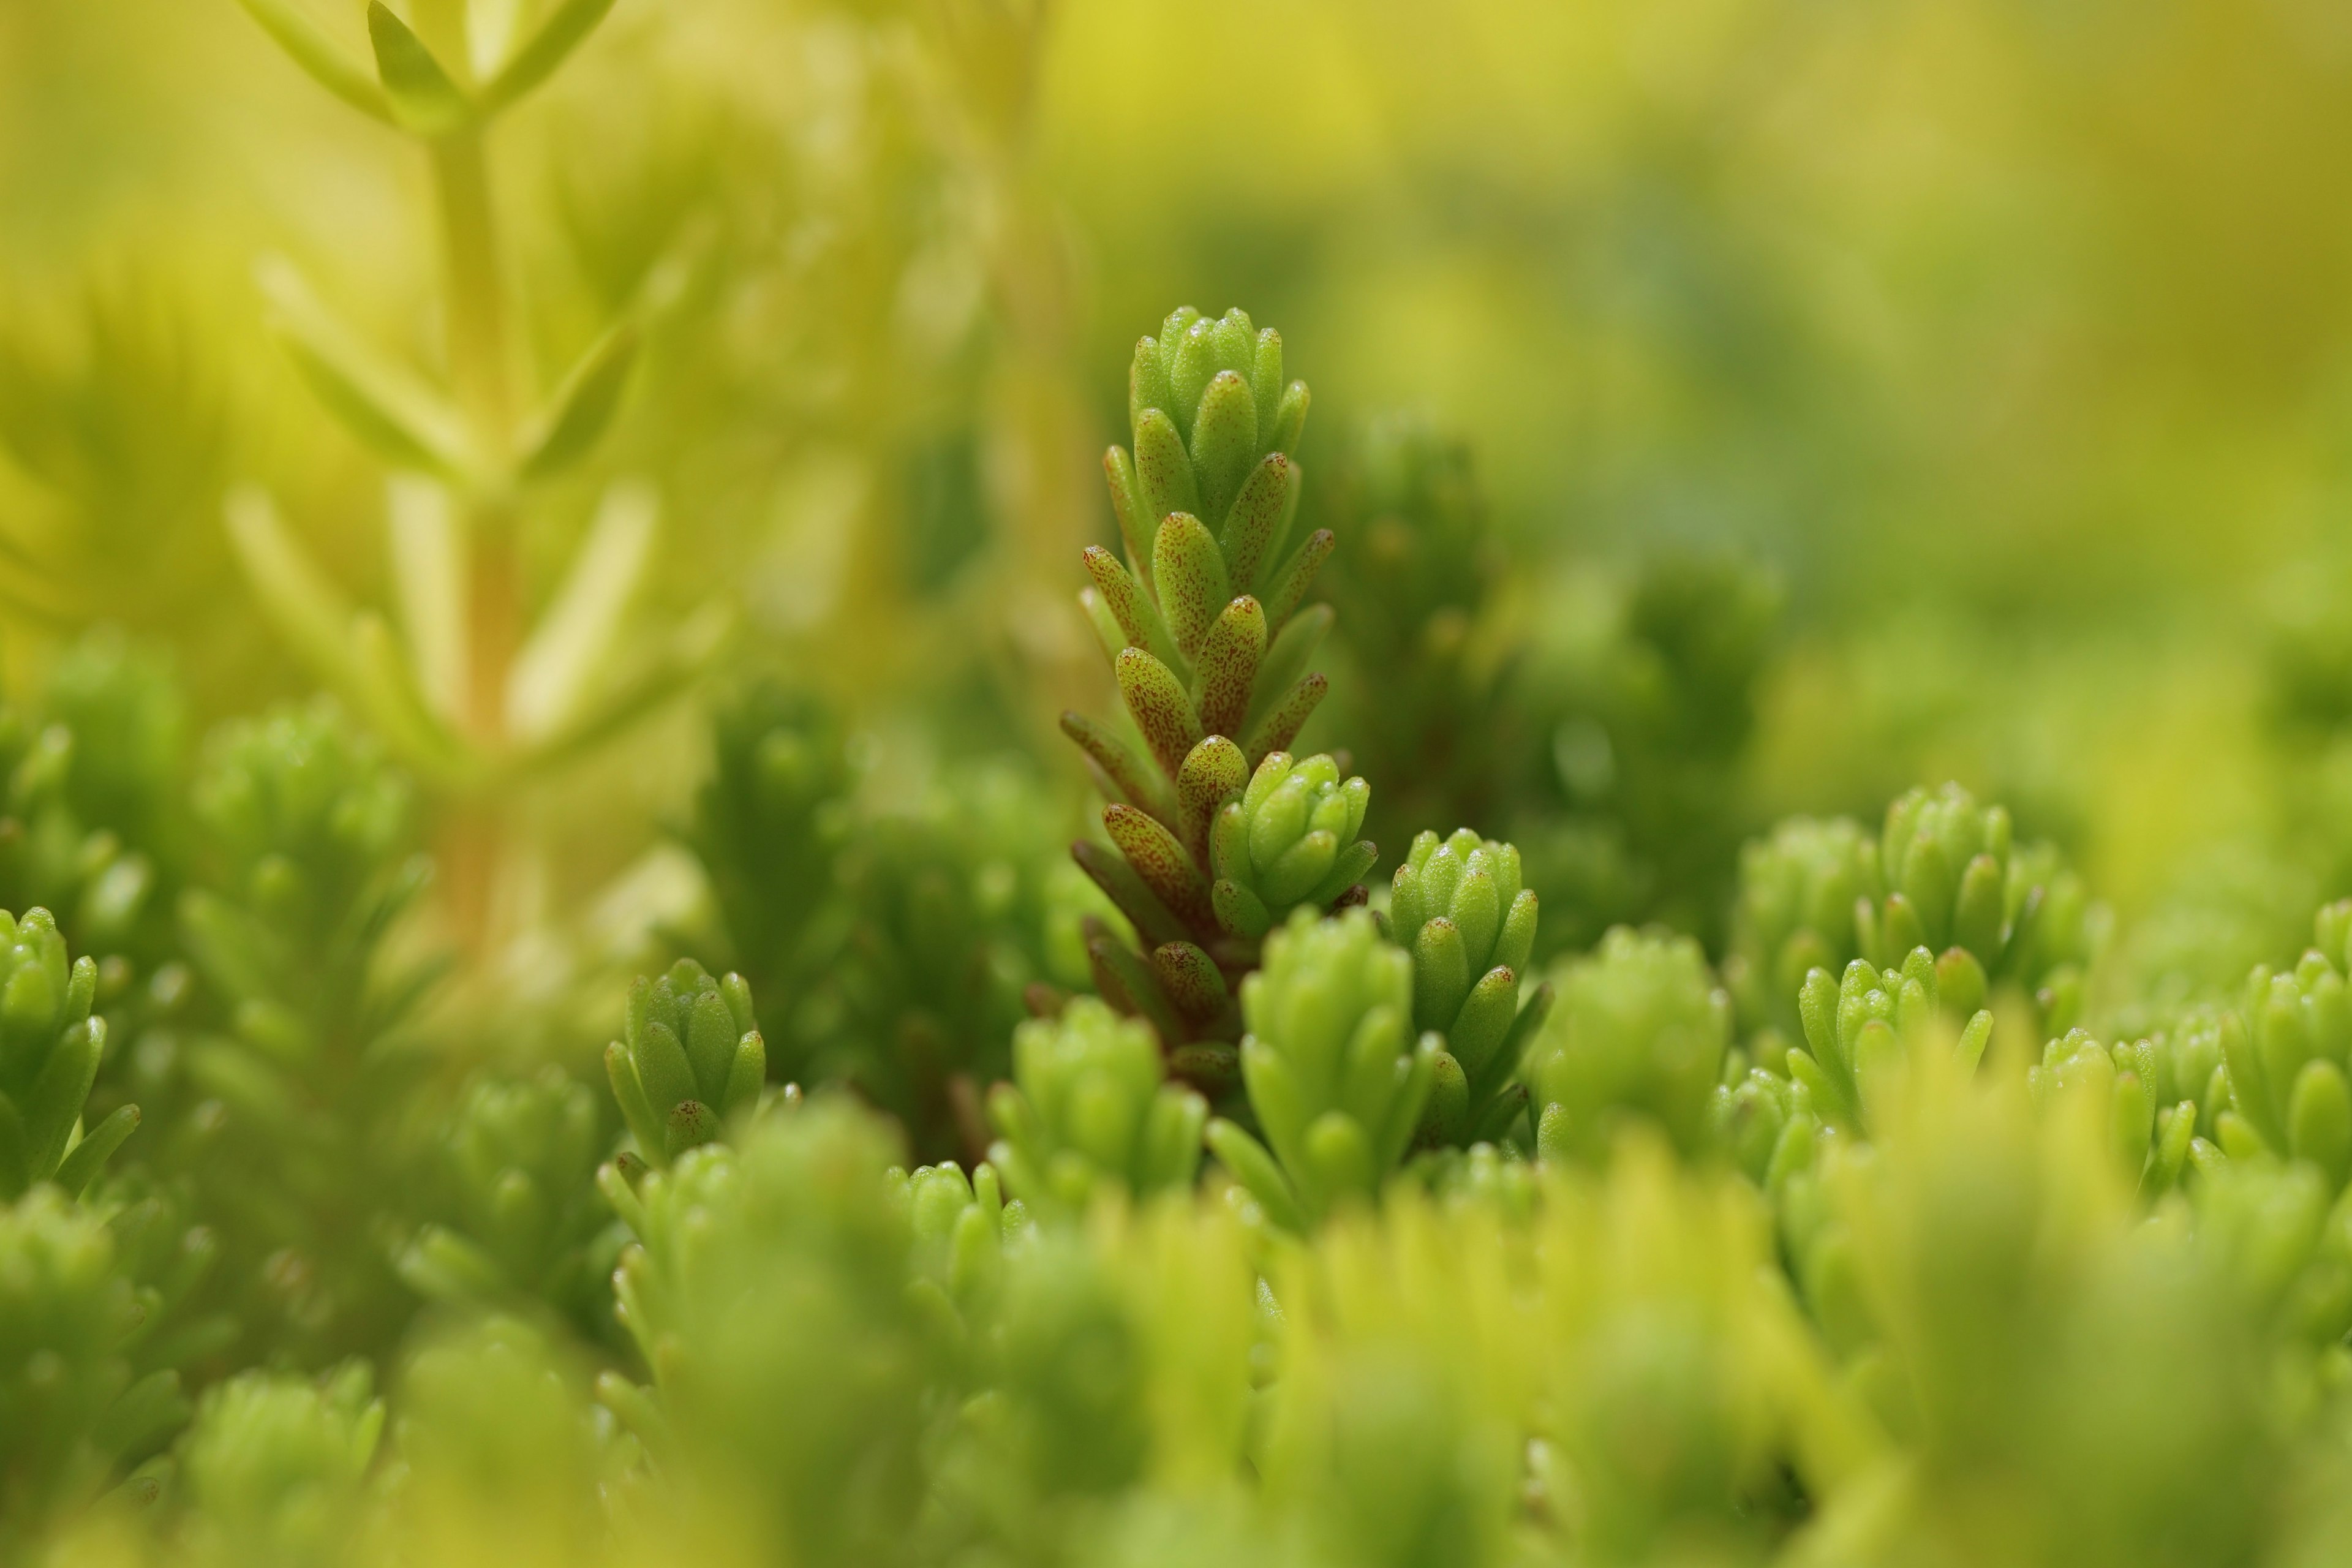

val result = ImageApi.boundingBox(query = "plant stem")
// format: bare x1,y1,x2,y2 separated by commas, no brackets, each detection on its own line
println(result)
428,127,521,948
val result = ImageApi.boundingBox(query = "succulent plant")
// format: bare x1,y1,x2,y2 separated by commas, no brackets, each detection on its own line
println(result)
0,907,135,1200
605,959,766,1166
1205,909,1437,1229
1384,829,1549,1148
985,997,1207,1216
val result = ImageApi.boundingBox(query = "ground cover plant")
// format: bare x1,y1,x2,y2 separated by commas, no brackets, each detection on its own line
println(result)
9,0,2352,1564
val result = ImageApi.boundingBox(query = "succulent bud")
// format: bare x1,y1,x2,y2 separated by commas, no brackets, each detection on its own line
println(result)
605,959,766,1166
1868,783,2094,1031
986,997,1207,1216
1205,909,1436,1229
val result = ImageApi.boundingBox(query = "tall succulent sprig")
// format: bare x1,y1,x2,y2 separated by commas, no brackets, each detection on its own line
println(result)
1064,309,1369,1064
224,0,717,943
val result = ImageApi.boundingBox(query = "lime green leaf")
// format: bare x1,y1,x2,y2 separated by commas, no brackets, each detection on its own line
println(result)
516,320,640,482
256,257,475,479
366,1,473,137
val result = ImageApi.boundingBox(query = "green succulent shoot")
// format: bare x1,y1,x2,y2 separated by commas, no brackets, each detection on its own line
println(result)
1790,949,1994,1135
1061,309,1365,1062
605,959,766,1166
1205,909,1438,1231
1529,927,1730,1164
1868,783,2094,1031
0,1186,187,1546
986,997,1208,1217
1724,815,1876,1046
1384,829,1551,1148
178,1363,383,1564
2204,945,2352,1191
0,907,135,1199
400,1065,614,1321
1207,752,1377,940
2030,1028,2187,1191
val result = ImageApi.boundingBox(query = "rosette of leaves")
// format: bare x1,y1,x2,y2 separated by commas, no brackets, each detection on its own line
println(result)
1788,950,1994,1136
1384,829,1551,1148
0,1186,189,1553
984,997,1207,1217
1072,747,1376,1102
889,1158,1015,1329
0,907,138,1199
606,960,764,1167
1862,782,2095,1034
399,1065,620,1337
1527,926,1730,1164
1205,910,1438,1231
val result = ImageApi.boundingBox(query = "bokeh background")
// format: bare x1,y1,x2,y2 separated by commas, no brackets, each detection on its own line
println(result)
7,0,2352,1027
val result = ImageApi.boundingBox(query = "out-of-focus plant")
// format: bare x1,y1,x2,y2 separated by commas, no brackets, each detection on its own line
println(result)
398,1064,619,1338
984,997,1207,1218
1528,924,1730,1164
0,1185,186,1553
1508,553,1781,956
1316,414,1506,851
173,1362,382,1568
223,0,723,948
164,699,434,1362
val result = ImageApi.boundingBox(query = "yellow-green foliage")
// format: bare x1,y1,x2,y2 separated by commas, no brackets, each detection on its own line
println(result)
9,0,2352,1562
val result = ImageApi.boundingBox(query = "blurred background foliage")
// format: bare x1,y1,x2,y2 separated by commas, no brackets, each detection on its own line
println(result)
10,0,2351,990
